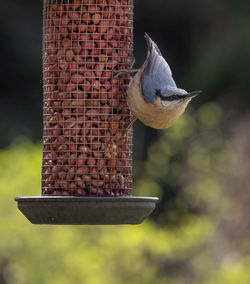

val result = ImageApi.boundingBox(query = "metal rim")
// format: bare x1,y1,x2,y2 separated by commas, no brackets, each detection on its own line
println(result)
15,196,159,202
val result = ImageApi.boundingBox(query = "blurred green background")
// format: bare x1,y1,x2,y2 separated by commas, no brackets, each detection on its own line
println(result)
1,0,250,283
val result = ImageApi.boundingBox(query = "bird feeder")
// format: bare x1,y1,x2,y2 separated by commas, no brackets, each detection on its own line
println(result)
15,0,158,225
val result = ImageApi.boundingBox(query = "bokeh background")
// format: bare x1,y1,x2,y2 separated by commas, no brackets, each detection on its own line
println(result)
1,0,250,283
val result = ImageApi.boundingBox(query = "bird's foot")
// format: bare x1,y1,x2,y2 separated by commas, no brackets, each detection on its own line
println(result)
130,56,136,68
114,69,139,78
127,115,137,129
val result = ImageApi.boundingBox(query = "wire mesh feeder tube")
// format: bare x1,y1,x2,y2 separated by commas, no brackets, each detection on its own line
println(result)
42,0,134,196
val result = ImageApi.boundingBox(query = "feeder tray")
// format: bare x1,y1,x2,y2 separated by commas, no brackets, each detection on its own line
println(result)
15,196,158,225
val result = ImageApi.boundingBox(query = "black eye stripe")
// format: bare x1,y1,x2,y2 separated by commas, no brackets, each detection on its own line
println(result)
162,94,187,101
155,89,187,101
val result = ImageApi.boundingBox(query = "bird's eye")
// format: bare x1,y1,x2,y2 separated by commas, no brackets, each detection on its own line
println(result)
155,89,162,96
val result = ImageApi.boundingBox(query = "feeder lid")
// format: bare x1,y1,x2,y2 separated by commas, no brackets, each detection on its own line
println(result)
15,196,159,225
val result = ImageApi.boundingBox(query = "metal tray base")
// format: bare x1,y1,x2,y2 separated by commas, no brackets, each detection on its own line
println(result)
15,196,159,225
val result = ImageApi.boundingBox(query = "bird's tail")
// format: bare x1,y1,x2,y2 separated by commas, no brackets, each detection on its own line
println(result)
144,33,162,56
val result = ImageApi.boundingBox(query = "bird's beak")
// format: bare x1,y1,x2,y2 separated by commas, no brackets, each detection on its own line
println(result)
186,90,202,99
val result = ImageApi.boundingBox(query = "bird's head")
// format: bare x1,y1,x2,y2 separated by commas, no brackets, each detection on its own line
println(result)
158,89,202,110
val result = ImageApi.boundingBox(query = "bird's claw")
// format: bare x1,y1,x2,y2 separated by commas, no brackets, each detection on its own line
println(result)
127,115,137,129
114,69,139,78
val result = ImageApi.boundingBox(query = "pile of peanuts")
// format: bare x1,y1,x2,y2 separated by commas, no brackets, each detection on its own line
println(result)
42,0,133,196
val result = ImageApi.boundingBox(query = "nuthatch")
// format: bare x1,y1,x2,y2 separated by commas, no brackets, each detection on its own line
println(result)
117,33,202,129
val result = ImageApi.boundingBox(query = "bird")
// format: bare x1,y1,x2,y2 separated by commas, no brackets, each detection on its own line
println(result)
116,33,202,129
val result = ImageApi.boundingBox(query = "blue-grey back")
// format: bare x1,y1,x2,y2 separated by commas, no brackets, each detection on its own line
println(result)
141,43,177,104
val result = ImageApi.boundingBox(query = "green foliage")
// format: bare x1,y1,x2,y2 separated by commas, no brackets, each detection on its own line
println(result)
0,103,249,284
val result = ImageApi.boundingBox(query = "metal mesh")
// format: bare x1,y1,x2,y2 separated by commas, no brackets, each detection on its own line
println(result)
42,0,133,196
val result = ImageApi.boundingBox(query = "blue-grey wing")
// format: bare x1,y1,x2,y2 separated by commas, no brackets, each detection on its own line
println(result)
141,36,177,104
